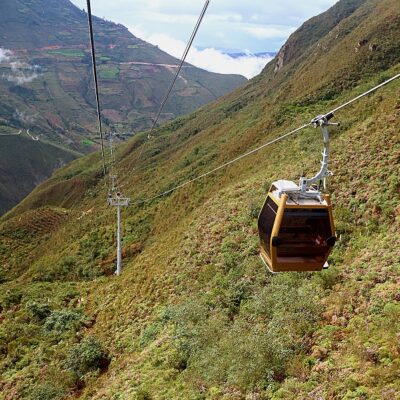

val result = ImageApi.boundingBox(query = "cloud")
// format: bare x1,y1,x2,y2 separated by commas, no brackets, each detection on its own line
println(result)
13,108,36,125
190,49,273,79
242,25,296,39
71,1,339,76
0,48,12,63
71,0,338,53
142,33,273,79
0,48,41,85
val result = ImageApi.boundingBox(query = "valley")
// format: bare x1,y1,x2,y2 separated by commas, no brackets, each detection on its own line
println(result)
0,0,399,399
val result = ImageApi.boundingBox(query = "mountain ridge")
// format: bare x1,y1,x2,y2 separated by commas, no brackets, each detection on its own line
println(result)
0,0,399,398
0,0,246,214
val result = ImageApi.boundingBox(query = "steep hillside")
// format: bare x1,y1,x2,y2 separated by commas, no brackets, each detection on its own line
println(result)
0,0,246,143
0,0,246,214
0,0,399,399
0,134,78,214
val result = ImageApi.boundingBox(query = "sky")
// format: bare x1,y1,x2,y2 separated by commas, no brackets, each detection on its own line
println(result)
70,0,338,78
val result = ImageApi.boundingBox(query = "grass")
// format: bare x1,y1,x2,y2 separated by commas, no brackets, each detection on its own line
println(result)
0,0,400,398
81,139,95,147
48,49,85,58
99,67,120,80
1,73,399,399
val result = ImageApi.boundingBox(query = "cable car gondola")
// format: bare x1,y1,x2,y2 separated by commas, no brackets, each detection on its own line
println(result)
258,113,338,273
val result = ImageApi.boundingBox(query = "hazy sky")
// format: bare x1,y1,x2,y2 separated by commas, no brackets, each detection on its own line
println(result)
70,0,338,78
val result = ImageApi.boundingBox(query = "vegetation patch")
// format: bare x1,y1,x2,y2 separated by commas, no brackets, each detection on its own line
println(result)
48,49,85,58
65,336,110,382
99,66,120,79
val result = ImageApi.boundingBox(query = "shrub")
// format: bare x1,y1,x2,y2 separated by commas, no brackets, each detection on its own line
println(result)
0,269,7,284
1,289,23,309
59,256,76,274
44,310,85,333
27,384,64,400
65,336,110,380
136,388,153,400
249,201,261,219
169,275,322,390
26,302,52,322
140,322,162,347
313,267,340,290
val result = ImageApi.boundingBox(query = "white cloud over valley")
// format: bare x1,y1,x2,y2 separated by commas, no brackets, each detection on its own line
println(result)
132,32,274,79
0,48,41,85
71,0,338,78
0,48,12,63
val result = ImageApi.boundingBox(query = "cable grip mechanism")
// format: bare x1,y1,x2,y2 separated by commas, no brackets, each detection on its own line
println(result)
299,113,340,192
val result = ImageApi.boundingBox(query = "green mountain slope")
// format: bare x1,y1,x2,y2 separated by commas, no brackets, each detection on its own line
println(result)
0,0,246,214
0,0,246,144
0,0,399,398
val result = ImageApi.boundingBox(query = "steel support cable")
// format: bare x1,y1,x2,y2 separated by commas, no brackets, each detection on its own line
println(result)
137,123,311,204
148,0,211,137
86,0,107,177
328,72,400,115
128,0,211,174
135,71,400,204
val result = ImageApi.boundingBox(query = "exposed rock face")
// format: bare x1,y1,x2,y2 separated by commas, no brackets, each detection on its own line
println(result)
274,44,289,73
355,39,379,53
369,43,379,51
358,39,369,47
355,38,369,52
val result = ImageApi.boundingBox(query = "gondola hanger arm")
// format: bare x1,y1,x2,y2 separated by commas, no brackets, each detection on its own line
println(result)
299,113,340,192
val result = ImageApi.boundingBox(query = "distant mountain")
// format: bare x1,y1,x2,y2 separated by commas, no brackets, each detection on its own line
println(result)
1,0,400,398
226,51,277,59
0,0,246,213
0,0,246,149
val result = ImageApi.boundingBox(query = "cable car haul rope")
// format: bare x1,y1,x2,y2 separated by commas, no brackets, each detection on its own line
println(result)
84,0,400,274
137,73,400,204
137,72,400,273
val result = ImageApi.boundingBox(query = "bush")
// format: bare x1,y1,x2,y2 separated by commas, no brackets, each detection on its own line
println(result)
27,384,64,400
249,202,261,219
140,322,162,347
65,336,110,380
136,388,153,400
0,269,7,284
26,302,51,322
44,310,85,333
59,256,76,275
313,267,340,290
1,289,23,309
169,275,322,390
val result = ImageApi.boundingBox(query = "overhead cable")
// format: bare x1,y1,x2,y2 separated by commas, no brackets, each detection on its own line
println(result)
137,123,310,204
136,71,400,204
328,72,400,114
129,0,211,172
148,0,211,137
86,0,107,176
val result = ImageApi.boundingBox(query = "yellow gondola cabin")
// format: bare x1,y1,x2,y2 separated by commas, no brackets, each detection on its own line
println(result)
258,113,338,273
258,180,336,273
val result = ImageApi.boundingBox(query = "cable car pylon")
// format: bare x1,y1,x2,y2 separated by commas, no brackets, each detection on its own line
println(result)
107,132,130,276
108,192,130,276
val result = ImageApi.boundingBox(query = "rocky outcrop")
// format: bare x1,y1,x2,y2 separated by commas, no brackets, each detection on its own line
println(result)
274,43,289,73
